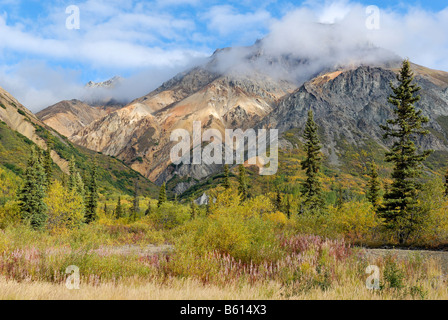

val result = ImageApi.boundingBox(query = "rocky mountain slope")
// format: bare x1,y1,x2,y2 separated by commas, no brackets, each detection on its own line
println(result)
36,43,448,195
0,86,158,196
68,49,298,183
260,64,448,167
36,99,116,137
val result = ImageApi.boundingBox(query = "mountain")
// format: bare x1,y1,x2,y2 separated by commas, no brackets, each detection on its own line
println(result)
36,99,117,137
86,76,123,89
261,64,448,168
35,42,448,196
69,48,298,183
0,86,158,197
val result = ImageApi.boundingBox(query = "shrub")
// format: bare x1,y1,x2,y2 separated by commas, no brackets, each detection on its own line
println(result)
45,181,85,231
0,200,21,229
330,201,381,242
150,202,190,230
383,256,405,290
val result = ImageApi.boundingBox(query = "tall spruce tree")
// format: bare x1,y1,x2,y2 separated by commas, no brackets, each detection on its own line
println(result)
274,188,282,212
190,198,198,220
367,162,381,209
444,168,448,198
379,59,432,244
85,162,99,224
301,110,324,210
18,147,48,230
43,140,53,189
222,164,231,190
115,196,124,219
133,179,140,215
238,164,248,201
158,183,167,208
68,156,77,192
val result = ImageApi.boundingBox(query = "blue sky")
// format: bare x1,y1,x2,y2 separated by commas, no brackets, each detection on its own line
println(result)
0,0,447,111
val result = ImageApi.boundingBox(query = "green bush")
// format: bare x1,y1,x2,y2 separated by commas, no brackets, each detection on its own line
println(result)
150,202,190,230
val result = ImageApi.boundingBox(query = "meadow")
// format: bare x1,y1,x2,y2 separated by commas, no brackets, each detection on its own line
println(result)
1,179,448,300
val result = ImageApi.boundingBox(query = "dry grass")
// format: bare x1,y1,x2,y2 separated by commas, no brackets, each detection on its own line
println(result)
1,270,447,300
0,277,283,300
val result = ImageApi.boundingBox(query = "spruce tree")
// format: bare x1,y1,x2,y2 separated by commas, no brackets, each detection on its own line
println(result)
301,110,324,210
74,172,85,197
133,179,140,216
18,147,48,230
285,196,291,219
223,165,231,190
238,164,248,201
158,183,167,208
68,156,77,192
336,184,344,209
85,162,99,224
274,188,282,212
367,162,381,209
43,140,53,189
444,168,448,198
115,196,123,219
145,204,152,216
379,59,433,244
190,198,198,220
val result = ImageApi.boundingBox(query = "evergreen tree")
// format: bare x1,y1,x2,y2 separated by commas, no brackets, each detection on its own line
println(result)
85,162,99,224
301,110,324,210
336,184,344,209
379,59,433,244
367,162,381,209
274,188,282,212
104,203,109,216
222,165,231,190
74,172,85,197
190,198,198,220
285,196,292,219
18,147,48,230
133,179,140,215
444,168,448,198
238,164,248,201
158,183,167,208
68,156,77,192
145,203,152,216
43,140,53,189
115,196,124,219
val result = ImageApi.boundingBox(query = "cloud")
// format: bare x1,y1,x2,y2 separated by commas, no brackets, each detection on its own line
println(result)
0,4,207,69
0,0,447,113
204,5,272,41
0,57,208,112
262,1,448,71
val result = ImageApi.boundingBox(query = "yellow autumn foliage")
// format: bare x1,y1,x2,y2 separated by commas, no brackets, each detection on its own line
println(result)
45,180,85,231
330,201,381,241
264,211,288,225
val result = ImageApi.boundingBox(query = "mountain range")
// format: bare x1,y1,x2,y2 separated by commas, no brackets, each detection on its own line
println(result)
3,40,448,198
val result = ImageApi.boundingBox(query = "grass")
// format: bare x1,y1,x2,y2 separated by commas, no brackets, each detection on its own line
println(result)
0,258,446,300
0,222,447,300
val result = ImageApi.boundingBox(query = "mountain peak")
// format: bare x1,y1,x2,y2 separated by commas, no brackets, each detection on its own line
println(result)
85,76,123,89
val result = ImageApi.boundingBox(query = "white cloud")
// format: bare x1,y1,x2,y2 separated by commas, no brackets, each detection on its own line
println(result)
204,5,272,42
0,0,447,113
262,1,448,71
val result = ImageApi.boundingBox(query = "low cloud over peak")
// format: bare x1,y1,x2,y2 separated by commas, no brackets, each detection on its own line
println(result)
0,0,446,112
